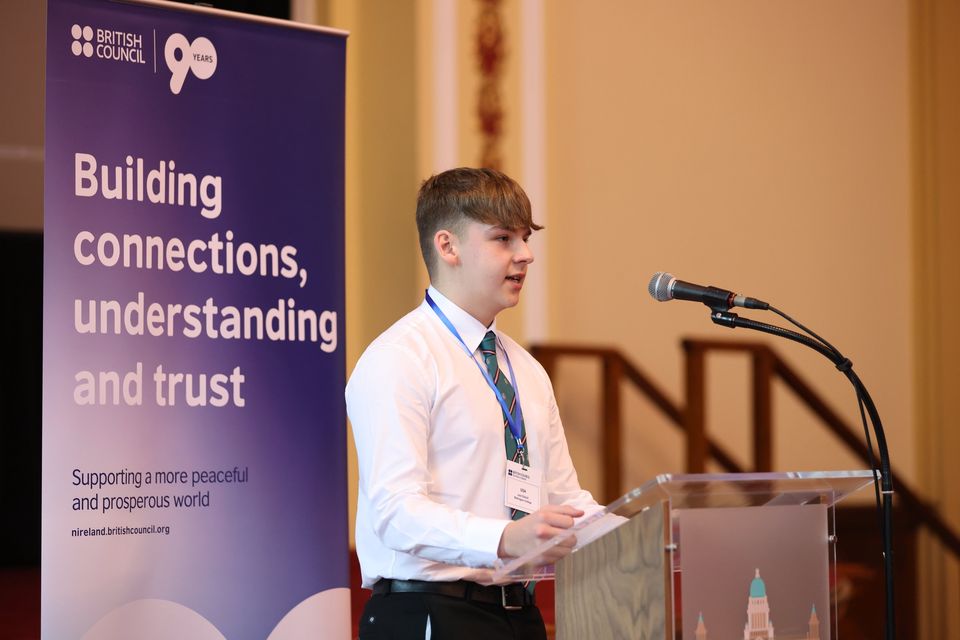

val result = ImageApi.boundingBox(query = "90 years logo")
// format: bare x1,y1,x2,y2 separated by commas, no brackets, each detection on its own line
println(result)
164,34,218,95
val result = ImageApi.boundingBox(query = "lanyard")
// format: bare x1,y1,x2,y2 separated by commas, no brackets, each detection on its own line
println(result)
425,291,525,450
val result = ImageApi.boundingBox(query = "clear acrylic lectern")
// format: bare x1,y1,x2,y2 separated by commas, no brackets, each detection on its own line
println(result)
493,470,875,640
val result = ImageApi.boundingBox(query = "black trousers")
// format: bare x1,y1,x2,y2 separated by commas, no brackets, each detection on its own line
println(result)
358,592,548,640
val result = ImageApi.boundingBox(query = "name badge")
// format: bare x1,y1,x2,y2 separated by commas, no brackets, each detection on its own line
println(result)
504,460,542,513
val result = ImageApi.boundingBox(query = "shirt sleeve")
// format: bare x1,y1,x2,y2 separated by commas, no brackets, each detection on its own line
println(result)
347,342,509,568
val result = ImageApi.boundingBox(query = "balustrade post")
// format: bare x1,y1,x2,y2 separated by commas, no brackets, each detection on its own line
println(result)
601,354,623,503
683,342,707,473
752,347,774,471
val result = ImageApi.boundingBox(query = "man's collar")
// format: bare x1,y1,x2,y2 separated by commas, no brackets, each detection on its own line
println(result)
426,285,497,354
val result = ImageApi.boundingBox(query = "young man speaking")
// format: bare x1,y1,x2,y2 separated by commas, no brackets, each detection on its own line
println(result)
346,168,599,639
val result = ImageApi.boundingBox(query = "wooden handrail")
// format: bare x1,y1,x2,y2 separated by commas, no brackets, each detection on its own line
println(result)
529,343,744,504
530,339,960,560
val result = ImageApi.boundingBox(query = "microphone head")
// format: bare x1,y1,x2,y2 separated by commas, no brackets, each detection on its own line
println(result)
648,271,675,302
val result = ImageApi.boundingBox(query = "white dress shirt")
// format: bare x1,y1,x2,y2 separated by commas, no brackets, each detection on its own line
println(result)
346,286,598,588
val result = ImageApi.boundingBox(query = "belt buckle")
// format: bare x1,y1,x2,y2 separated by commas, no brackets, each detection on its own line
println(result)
501,585,523,611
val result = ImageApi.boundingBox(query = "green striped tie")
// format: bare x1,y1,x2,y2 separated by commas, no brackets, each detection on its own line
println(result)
480,331,529,520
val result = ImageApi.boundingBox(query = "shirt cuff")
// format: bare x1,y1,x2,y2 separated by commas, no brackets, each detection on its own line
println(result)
463,516,511,567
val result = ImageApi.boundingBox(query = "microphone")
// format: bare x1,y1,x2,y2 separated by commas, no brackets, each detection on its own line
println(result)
647,272,769,310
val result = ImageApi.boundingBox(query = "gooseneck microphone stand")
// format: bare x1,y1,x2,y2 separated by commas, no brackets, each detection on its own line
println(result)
708,305,895,640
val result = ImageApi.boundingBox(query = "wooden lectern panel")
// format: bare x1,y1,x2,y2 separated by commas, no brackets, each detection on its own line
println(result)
555,505,670,640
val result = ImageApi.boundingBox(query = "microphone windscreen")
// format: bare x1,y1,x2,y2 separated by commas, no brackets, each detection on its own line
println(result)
648,272,675,301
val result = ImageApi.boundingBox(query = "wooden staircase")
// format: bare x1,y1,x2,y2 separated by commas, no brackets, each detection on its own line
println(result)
529,338,960,639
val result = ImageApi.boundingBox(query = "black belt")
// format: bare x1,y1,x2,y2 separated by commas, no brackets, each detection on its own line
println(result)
372,578,534,610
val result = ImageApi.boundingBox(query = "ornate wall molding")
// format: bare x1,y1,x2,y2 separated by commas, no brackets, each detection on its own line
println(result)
476,0,504,169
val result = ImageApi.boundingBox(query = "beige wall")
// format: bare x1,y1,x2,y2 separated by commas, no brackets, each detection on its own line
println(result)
543,0,915,494
538,2,957,632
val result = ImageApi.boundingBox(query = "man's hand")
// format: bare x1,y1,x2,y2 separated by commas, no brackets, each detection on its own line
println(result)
497,504,585,565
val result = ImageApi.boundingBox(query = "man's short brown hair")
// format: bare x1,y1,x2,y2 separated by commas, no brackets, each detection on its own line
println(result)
416,167,543,278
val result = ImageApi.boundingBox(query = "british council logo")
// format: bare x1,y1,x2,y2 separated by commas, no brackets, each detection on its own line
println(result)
71,24,94,57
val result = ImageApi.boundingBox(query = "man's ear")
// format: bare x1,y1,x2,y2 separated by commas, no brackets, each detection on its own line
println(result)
434,229,459,267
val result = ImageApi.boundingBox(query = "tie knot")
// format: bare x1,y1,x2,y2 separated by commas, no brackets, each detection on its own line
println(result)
480,330,497,353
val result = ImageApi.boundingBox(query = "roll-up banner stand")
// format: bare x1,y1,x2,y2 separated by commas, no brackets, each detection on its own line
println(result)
42,1,348,637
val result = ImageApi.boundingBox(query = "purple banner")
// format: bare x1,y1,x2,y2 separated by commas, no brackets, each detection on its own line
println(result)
42,1,347,638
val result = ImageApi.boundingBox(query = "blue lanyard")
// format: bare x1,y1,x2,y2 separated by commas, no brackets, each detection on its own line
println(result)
425,291,525,450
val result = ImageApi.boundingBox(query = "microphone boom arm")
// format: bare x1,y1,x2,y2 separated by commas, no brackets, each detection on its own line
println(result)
710,308,897,640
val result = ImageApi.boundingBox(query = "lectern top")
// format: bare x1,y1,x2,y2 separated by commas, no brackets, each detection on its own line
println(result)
492,469,875,581
611,469,877,516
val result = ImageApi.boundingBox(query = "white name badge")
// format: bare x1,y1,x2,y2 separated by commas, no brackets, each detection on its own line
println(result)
504,460,542,513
